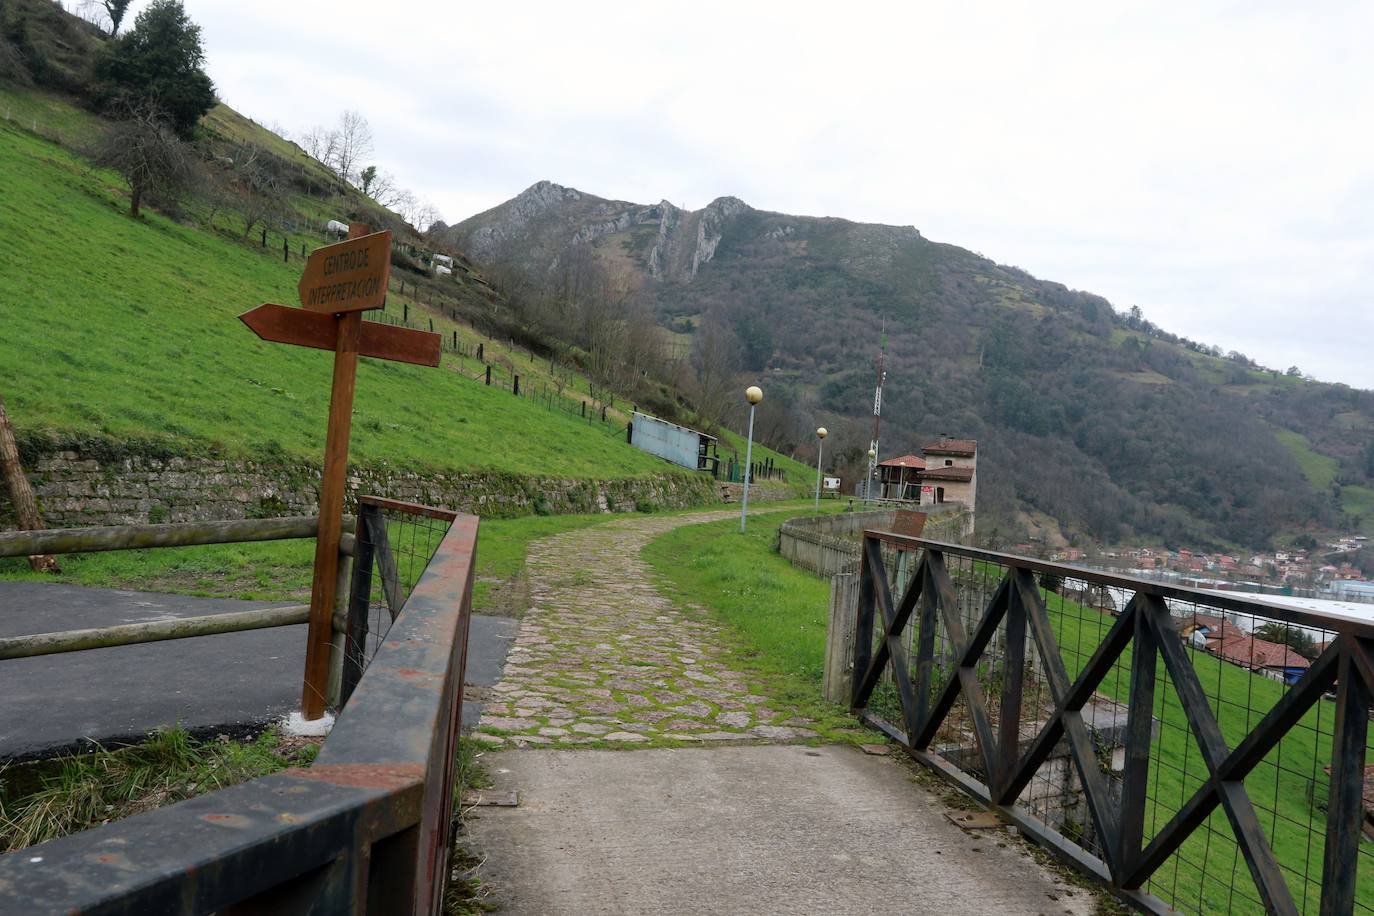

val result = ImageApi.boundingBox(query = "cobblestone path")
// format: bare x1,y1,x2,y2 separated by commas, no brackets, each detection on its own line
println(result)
476,510,827,747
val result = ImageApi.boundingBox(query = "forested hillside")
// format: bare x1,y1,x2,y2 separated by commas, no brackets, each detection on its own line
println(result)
444,182,1374,549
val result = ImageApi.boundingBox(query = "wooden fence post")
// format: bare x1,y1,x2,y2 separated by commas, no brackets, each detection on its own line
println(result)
824,572,860,704
0,396,58,573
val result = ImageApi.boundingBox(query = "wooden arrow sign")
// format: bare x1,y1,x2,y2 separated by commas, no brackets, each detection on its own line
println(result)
298,229,392,313
239,222,442,722
240,304,441,367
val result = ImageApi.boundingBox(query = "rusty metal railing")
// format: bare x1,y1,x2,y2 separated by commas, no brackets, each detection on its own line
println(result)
853,531,1374,915
0,509,478,913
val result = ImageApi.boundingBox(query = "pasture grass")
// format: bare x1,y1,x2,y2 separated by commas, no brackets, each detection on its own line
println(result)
0,118,674,481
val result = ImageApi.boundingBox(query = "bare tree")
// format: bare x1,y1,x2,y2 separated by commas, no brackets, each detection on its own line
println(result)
684,310,742,431
299,125,340,169
91,104,191,218
415,202,443,236
393,189,420,226
333,109,373,184
368,170,400,206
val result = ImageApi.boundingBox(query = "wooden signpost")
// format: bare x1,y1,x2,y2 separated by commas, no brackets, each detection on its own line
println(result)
239,224,440,721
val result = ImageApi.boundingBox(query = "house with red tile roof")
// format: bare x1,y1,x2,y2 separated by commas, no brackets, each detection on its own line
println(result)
1213,634,1311,684
917,438,977,509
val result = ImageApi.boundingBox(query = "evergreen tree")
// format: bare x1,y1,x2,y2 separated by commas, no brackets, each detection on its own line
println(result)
93,0,215,139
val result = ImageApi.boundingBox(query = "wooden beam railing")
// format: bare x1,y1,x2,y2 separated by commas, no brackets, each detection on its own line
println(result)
851,532,1374,915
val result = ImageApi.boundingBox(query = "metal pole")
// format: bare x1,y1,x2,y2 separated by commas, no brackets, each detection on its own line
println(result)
814,437,823,512
740,404,756,532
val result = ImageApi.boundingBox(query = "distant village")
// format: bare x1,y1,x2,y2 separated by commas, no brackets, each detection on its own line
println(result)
1020,536,1374,604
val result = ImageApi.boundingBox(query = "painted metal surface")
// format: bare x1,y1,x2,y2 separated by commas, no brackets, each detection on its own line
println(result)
0,507,478,914
630,411,713,471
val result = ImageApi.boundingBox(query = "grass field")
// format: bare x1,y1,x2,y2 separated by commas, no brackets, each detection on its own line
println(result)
1274,428,1339,491
0,117,687,482
643,512,1372,913
641,504,859,736
642,507,843,685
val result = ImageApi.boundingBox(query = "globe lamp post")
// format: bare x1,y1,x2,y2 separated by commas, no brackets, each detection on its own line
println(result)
740,386,763,532
814,427,828,512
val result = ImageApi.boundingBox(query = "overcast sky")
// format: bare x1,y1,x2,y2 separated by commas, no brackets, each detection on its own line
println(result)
159,0,1373,389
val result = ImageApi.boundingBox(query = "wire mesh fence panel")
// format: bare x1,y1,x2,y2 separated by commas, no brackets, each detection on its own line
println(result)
851,532,1374,915
340,496,456,704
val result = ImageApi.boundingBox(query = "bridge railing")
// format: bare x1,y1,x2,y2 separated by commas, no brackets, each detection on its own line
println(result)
0,508,478,913
852,531,1374,915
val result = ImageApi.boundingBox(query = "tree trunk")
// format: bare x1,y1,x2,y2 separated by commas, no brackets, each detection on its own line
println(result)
130,182,142,218
0,396,59,573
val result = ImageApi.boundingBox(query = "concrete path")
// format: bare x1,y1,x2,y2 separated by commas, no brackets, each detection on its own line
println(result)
470,745,1094,916
0,581,516,760
472,512,1094,913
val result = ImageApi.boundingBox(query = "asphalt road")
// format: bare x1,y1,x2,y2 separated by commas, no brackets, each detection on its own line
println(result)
0,582,516,760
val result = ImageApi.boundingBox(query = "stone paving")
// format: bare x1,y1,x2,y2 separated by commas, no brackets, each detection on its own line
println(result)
476,510,828,747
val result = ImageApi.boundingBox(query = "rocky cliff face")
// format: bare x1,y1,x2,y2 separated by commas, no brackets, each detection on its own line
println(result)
443,182,756,284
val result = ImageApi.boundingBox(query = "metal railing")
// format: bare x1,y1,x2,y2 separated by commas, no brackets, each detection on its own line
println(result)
0,505,477,912
852,530,1374,915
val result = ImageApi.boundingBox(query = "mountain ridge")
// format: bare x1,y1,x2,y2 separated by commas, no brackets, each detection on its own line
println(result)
440,180,1374,551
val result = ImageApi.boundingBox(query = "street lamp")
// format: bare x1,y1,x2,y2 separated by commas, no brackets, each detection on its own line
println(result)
866,447,877,502
740,385,763,532
814,427,828,512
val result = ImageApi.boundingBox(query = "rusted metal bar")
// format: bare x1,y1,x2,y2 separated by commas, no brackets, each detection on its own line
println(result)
359,495,459,522
0,604,310,660
0,516,333,559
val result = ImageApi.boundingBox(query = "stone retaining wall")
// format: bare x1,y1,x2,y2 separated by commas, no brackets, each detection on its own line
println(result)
0,447,720,529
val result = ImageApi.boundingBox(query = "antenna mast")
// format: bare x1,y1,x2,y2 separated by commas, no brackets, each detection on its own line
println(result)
867,318,886,498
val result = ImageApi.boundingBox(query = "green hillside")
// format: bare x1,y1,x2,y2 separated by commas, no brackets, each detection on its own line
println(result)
0,114,687,482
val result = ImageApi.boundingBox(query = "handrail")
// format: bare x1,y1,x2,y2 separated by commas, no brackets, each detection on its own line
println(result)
873,532,1374,638
0,512,478,913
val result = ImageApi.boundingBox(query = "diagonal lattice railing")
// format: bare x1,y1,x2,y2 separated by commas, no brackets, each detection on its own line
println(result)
852,532,1374,915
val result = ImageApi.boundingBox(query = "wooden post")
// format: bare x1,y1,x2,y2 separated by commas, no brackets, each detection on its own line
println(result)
0,396,58,573
823,573,859,703
300,309,361,719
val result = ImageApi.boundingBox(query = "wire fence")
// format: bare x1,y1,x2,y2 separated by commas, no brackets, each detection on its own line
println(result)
340,496,456,702
856,534,1374,915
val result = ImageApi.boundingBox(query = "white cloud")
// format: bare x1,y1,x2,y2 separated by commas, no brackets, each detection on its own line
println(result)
172,0,1374,388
